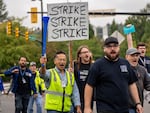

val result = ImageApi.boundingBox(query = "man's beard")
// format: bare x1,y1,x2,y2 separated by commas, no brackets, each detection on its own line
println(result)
105,52,119,61
20,63,26,68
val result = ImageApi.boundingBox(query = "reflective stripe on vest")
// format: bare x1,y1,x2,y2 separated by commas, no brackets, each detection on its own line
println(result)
45,90,71,97
44,68,75,112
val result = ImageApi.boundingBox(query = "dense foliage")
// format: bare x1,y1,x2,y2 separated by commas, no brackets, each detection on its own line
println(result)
1,1,150,74
0,0,8,22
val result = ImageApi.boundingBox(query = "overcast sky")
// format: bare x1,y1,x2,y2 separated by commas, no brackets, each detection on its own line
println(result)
3,0,150,28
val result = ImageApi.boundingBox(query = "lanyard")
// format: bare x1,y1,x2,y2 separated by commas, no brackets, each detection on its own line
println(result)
139,57,146,66
20,69,26,76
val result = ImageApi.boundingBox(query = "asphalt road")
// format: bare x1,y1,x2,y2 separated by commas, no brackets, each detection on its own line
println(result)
1,94,150,113
1,94,47,113
1,83,149,113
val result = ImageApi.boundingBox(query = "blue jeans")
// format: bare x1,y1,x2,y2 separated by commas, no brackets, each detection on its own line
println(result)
129,109,136,113
27,93,43,113
15,93,30,113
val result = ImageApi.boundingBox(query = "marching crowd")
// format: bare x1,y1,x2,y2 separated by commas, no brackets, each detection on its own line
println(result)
0,36,150,113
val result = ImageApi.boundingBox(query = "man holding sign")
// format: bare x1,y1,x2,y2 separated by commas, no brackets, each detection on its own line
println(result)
40,51,82,113
125,48,150,113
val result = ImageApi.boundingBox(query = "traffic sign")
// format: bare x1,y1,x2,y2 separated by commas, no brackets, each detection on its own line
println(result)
111,30,125,44
29,36,36,41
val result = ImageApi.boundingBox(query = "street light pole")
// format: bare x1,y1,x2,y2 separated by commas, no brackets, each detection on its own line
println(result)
31,0,44,40
40,0,43,33
40,0,44,50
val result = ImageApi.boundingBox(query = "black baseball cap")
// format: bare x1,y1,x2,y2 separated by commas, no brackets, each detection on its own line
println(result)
104,37,119,46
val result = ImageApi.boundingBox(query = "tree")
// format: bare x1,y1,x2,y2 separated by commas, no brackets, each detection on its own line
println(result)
0,0,8,22
124,8,148,43
141,19,150,42
108,19,123,36
89,23,94,39
109,19,118,35
0,22,42,72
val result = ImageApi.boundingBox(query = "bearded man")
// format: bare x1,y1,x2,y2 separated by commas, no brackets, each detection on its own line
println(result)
4,56,37,113
84,37,143,113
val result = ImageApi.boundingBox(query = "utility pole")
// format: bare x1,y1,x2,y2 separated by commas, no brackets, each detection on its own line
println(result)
30,0,44,39
40,0,44,37
30,0,44,53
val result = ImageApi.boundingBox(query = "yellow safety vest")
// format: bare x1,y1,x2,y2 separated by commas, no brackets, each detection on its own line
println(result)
45,68,75,112
34,71,46,93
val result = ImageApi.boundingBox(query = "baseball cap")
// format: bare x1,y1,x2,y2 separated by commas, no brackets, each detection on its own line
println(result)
104,37,119,46
30,62,36,66
126,48,140,55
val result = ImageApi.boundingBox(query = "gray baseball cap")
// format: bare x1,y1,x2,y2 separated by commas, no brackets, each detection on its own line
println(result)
126,48,140,55
30,62,36,66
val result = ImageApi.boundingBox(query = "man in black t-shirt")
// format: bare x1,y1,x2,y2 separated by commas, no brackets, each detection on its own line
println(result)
73,45,93,112
84,37,143,113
